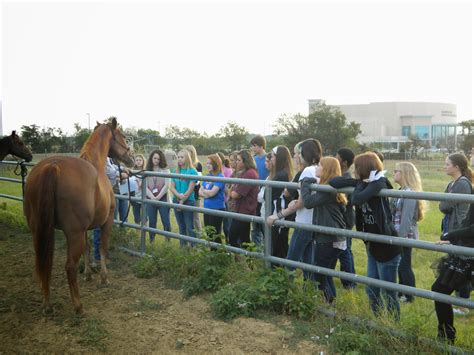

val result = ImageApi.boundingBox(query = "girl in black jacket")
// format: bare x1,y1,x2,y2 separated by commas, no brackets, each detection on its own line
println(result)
301,157,347,303
330,152,402,320
432,203,474,344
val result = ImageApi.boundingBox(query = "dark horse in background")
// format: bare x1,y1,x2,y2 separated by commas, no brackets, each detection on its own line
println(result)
23,118,133,314
0,131,33,162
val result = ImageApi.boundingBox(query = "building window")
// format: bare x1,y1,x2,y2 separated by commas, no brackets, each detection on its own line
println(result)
431,124,457,148
402,126,411,137
415,126,429,140
400,115,432,119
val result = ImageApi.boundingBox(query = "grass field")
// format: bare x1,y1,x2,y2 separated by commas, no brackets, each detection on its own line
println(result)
1,158,473,349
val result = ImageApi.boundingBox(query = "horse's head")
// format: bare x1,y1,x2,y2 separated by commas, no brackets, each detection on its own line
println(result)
9,131,33,162
107,118,134,166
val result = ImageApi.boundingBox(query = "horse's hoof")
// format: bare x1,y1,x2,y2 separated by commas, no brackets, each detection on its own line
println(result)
85,273,92,282
42,306,54,316
75,308,84,316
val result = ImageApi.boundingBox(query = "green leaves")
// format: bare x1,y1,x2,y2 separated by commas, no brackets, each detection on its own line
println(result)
273,103,361,155
211,267,320,321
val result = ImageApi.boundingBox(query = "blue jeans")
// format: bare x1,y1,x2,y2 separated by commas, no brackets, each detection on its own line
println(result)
114,197,129,223
366,252,401,320
147,202,171,242
313,242,343,303
339,237,356,288
174,200,196,247
287,228,314,279
398,246,415,301
93,228,101,261
132,202,143,224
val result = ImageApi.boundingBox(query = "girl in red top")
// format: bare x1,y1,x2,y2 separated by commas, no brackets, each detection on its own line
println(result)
228,149,259,248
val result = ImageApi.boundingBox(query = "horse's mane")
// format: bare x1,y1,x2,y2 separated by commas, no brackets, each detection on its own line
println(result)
79,124,111,168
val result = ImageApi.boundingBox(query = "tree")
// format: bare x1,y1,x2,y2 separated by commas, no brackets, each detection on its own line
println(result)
73,123,92,152
20,124,42,152
217,121,249,152
165,125,202,152
41,127,66,153
274,103,361,154
20,124,67,153
459,119,474,154
399,134,430,157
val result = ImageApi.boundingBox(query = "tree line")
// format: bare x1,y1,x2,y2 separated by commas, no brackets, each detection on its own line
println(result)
13,104,361,155
9,102,471,156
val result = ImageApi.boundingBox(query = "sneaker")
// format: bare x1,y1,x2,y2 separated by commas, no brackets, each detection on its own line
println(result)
453,307,470,315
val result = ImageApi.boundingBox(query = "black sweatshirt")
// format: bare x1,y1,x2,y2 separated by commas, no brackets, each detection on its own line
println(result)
329,175,401,262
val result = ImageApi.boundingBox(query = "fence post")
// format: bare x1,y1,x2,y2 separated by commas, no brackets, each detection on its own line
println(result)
263,184,272,268
140,175,147,255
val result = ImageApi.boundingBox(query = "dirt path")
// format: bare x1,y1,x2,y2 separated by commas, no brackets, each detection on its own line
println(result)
0,226,324,353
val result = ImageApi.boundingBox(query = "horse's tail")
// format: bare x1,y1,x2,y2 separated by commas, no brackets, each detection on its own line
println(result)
30,163,59,295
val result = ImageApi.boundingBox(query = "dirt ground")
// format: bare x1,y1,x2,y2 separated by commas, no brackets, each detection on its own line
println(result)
0,225,324,354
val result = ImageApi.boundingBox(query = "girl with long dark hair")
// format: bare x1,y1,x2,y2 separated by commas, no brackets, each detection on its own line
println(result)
145,150,171,243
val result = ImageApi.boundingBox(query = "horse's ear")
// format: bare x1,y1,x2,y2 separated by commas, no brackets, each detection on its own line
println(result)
11,131,16,137
111,117,117,129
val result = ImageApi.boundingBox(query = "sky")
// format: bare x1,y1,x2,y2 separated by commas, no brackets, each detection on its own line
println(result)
1,0,473,136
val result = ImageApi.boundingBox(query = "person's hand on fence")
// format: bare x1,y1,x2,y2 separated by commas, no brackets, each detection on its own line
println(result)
266,214,278,227
436,240,451,245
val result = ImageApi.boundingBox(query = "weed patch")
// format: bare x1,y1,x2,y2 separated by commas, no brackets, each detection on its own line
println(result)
77,318,109,352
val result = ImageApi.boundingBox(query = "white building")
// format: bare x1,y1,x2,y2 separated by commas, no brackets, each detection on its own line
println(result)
308,100,458,151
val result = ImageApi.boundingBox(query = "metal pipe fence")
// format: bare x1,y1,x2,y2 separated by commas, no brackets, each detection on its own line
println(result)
1,160,473,310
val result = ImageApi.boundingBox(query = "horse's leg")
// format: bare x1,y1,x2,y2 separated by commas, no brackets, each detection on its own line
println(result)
98,213,114,285
83,232,92,281
65,231,86,315
34,229,53,314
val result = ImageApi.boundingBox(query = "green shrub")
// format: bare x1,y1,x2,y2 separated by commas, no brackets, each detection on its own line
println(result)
132,255,160,278
286,275,319,320
211,267,320,321
182,247,233,297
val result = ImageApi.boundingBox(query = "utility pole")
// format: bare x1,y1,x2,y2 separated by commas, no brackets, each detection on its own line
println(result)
86,113,91,131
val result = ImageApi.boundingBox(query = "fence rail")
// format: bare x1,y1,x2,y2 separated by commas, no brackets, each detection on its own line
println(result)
1,160,473,311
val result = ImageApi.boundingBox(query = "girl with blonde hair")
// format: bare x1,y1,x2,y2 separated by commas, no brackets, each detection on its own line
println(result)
300,156,346,303
391,161,426,302
185,145,203,234
169,149,198,247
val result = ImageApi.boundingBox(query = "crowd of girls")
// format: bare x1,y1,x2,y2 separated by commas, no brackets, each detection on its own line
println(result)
101,137,472,345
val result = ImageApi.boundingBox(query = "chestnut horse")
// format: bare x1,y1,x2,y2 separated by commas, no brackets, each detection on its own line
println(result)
23,118,133,314
0,131,33,162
